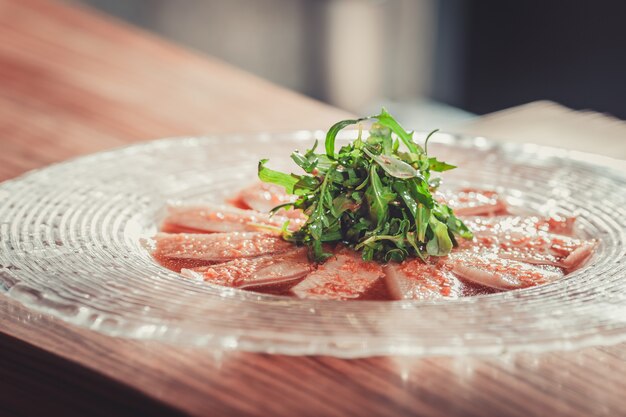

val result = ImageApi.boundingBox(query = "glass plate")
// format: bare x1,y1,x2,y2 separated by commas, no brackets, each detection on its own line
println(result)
0,131,625,358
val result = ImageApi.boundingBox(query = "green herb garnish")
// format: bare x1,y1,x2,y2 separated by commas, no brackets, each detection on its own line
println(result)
258,109,473,262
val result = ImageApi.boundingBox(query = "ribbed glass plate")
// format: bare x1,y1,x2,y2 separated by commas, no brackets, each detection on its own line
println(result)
0,131,625,358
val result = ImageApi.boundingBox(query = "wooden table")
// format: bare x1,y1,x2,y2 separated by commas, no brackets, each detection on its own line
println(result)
1,1,625,416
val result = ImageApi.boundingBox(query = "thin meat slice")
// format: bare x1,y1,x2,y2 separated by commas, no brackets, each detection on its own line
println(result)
459,228,596,271
446,252,563,290
238,182,295,212
233,182,306,221
291,249,384,300
559,240,597,270
384,259,463,300
535,216,577,236
181,248,313,291
438,188,508,216
497,234,596,271
161,203,303,234
461,215,577,236
235,182,292,209
152,232,293,271
459,213,595,271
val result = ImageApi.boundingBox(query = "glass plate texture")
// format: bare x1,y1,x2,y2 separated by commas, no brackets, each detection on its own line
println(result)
0,131,625,358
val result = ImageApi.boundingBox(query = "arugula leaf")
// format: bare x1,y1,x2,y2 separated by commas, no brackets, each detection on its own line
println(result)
258,159,299,194
416,205,430,242
365,165,396,229
291,151,316,173
325,117,368,159
375,108,423,155
258,109,472,262
363,148,419,179
331,194,355,217
429,157,457,172
393,181,419,220
426,216,453,256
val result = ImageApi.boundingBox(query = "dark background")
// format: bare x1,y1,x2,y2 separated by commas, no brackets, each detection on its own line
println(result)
434,0,626,118
76,0,626,119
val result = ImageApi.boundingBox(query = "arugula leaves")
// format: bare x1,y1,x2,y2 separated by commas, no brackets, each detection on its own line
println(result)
258,109,472,262
258,159,299,194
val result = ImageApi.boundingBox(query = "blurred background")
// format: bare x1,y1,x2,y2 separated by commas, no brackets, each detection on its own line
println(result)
72,0,626,127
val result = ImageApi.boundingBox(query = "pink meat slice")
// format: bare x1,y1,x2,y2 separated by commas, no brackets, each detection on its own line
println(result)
460,215,577,236
291,250,384,300
162,203,304,234
446,252,564,290
534,216,577,236
384,259,463,300
152,232,293,271
234,182,306,221
458,226,596,271
181,248,313,290
438,188,508,216
235,182,293,209
499,235,595,271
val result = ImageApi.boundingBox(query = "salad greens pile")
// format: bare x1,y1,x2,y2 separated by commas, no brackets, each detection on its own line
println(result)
258,109,472,262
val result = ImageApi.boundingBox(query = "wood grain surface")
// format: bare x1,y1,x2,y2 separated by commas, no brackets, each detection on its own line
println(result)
0,0,625,416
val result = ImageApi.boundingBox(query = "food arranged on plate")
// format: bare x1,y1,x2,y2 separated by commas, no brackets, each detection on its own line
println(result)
150,111,597,300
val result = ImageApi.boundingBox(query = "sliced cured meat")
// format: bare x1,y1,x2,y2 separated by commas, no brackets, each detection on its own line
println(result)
358,278,394,300
162,203,303,234
496,234,596,271
151,182,595,299
446,252,563,290
534,216,576,236
459,228,596,271
181,248,313,291
291,249,384,300
460,215,576,236
559,240,597,270
384,259,463,300
152,232,293,271
233,182,306,221
438,188,508,216
236,182,295,212
458,214,594,271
